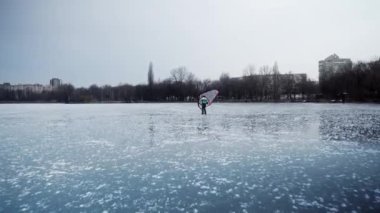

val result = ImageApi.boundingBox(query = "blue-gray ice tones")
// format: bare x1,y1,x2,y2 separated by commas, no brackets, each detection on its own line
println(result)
0,103,380,212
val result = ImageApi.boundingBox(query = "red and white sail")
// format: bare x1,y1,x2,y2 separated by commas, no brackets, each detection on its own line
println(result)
198,90,219,107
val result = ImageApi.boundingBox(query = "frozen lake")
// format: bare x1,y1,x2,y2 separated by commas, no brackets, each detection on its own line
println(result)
0,103,379,212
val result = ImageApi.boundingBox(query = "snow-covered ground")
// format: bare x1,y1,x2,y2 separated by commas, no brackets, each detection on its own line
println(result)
0,103,379,212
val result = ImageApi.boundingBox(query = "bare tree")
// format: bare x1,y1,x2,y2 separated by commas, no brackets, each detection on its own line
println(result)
283,71,295,101
148,62,154,87
219,73,230,99
186,72,196,84
243,65,258,100
147,62,154,100
169,67,196,100
89,84,101,101
272,62,281,101
243,65,256,77
201,79,212,92
170,67,188,83
184,72,198,100
258,66,271,101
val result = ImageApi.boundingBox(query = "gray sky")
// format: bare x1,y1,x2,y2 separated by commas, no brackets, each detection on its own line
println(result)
1,0,379,87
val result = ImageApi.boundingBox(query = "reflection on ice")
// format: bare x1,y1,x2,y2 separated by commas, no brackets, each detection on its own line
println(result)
0,103,379,212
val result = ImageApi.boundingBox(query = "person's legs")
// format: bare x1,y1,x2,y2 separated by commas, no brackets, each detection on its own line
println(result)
202,107,206,114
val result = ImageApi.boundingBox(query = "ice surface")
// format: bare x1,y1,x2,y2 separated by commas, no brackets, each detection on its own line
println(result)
0,103,380,212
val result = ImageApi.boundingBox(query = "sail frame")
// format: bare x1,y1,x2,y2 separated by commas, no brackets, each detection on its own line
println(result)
198,89,219,108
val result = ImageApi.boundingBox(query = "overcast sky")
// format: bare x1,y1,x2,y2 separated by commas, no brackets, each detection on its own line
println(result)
1,0,379,87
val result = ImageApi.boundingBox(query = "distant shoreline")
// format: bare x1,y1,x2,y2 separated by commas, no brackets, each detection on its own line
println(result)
1,100,379,104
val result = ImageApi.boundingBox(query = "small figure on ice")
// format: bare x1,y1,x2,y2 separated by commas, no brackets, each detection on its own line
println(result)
198,90,219,115
199,95,209,115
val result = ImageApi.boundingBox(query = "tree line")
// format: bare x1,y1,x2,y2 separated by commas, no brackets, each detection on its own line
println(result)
319,59,380,101
0,59,379,103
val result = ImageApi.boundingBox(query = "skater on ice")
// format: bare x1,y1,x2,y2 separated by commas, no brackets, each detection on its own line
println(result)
198,90,218,115
199,95,209,115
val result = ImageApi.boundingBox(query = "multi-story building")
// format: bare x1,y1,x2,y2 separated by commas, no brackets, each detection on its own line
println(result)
319,54,352,82
280,73,307,84
1,78,61,93
11,84,46,93
50,78,62,88
0,83,11,90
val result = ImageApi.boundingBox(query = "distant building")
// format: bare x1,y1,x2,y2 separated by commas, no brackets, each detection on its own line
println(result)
1,78,62,94
0,83,11,90
280,73,307,84
319,54,352,82
50,78,62,88
10,84,45,93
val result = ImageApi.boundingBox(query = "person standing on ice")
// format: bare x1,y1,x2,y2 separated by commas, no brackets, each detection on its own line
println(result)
199,95,209,115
